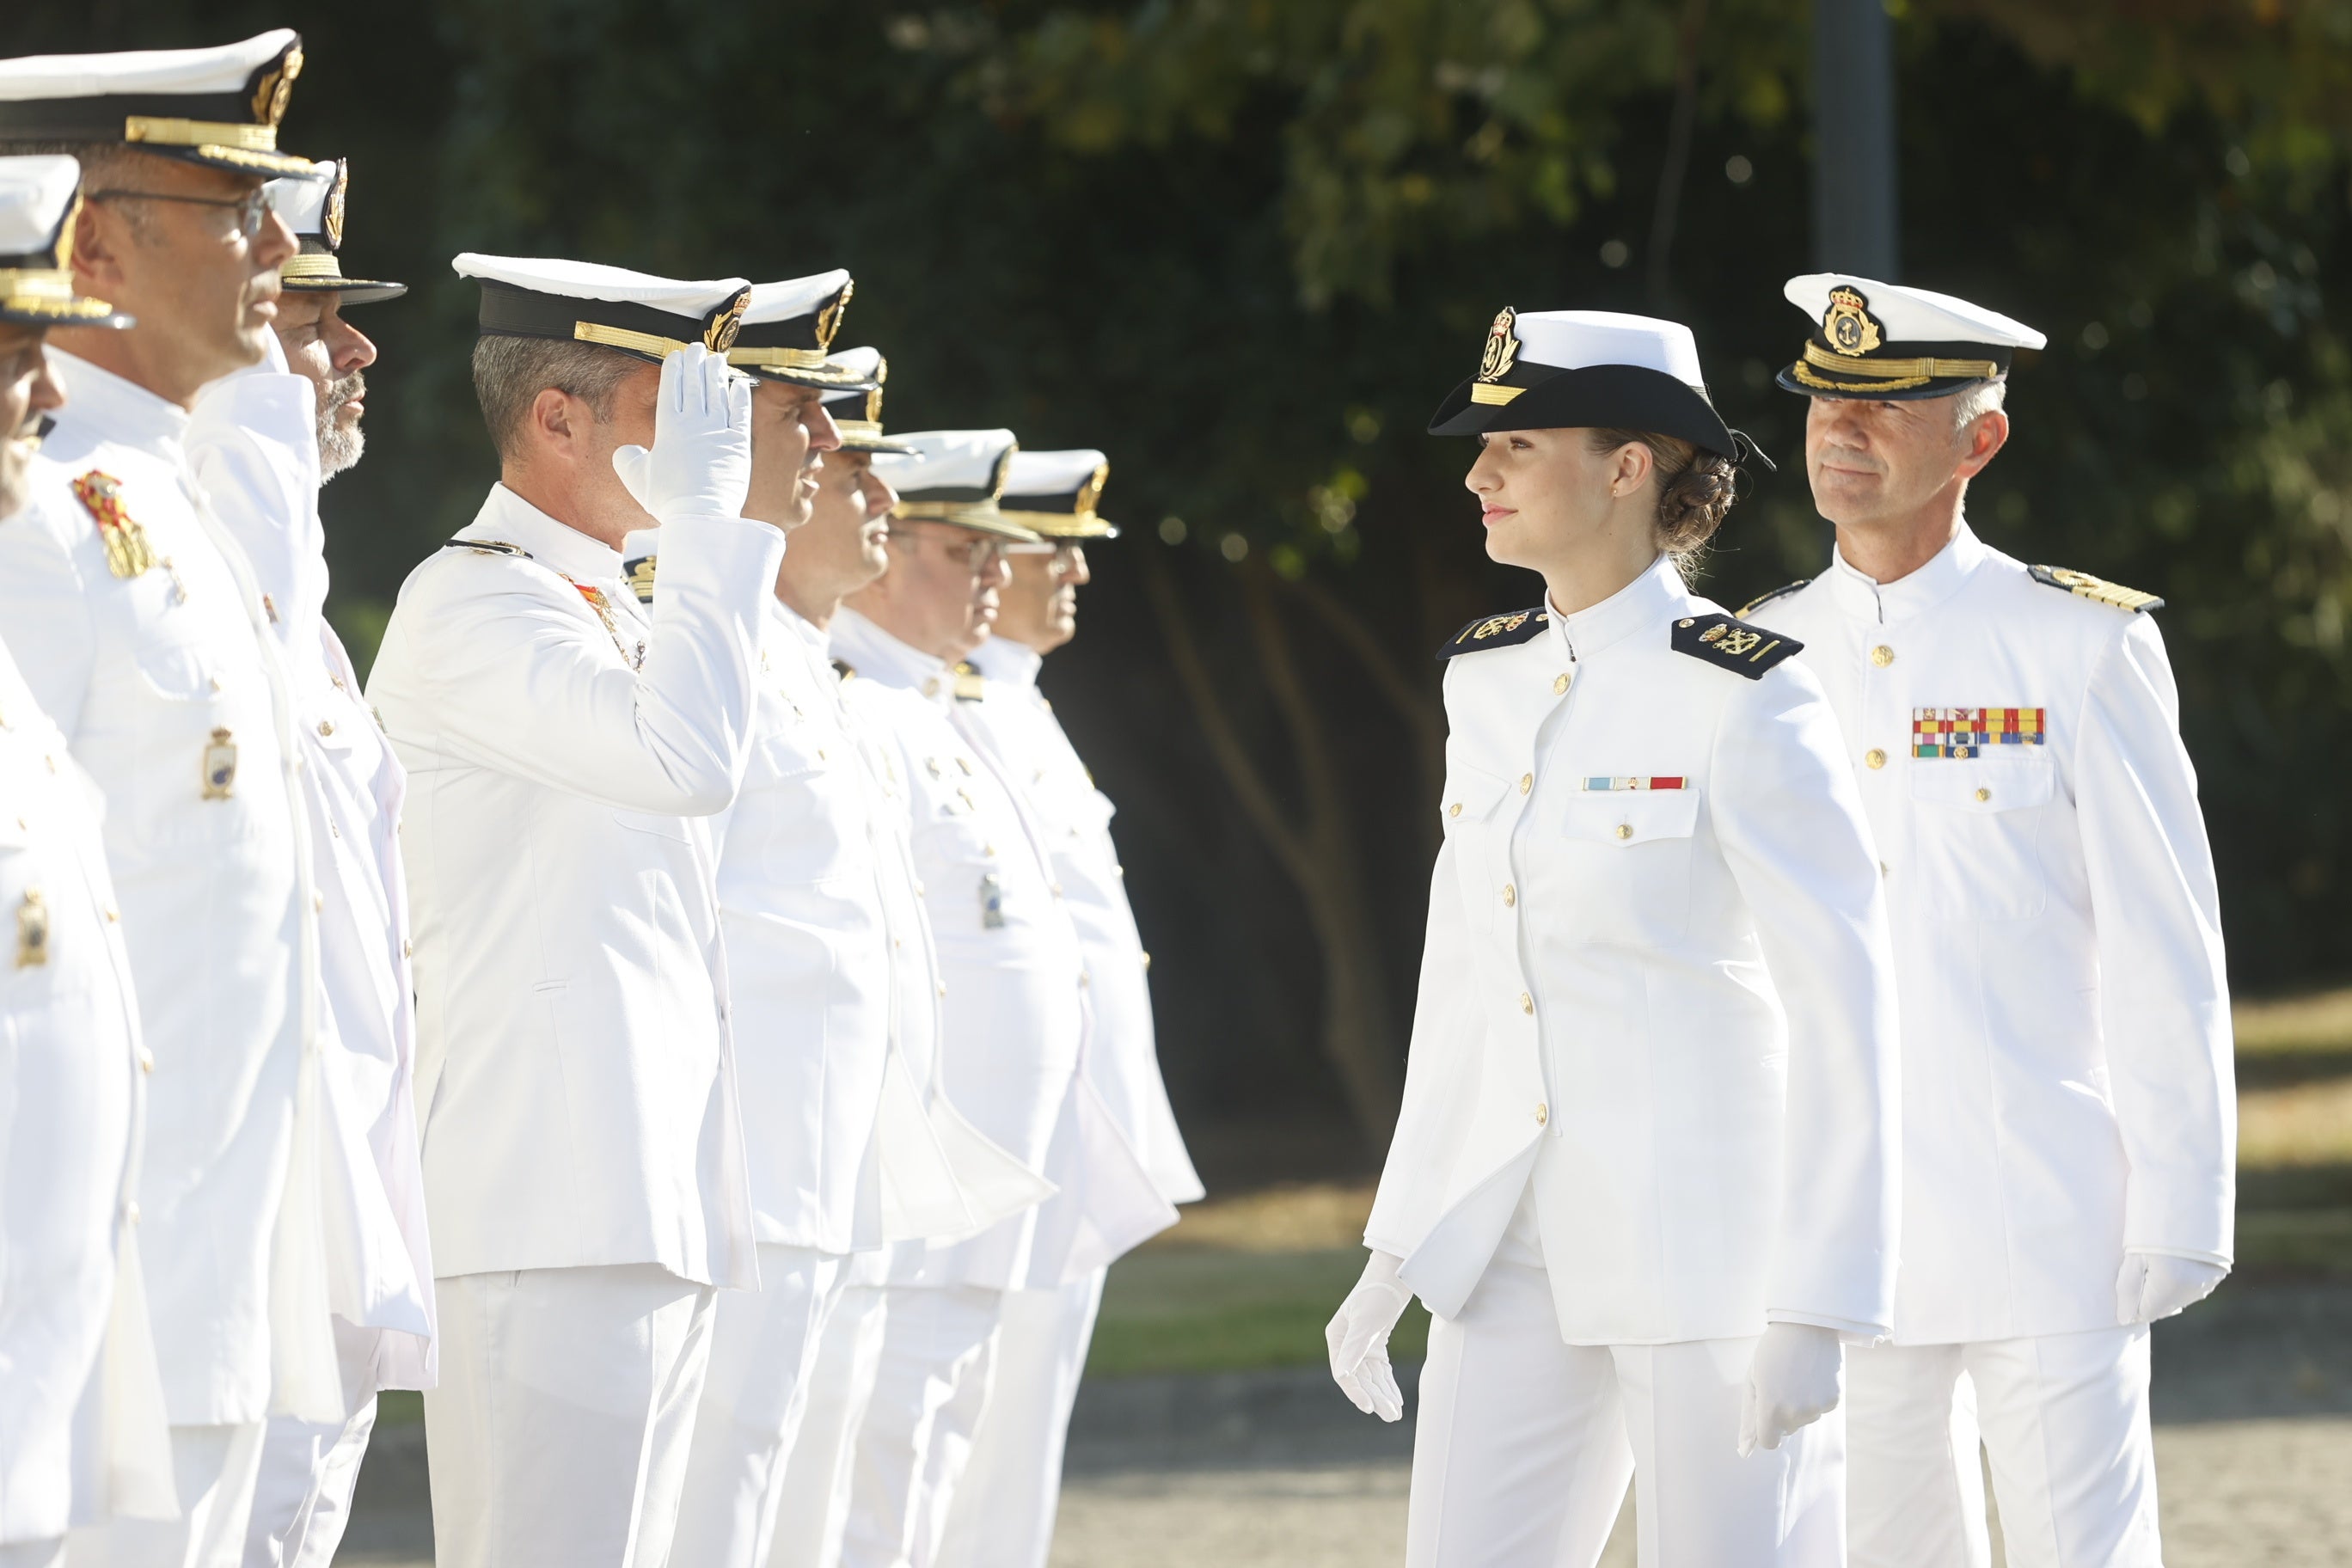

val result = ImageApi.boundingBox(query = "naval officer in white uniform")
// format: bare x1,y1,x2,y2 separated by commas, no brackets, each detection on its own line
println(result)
0,35,346,1567
1326,309,1902,1567
1749,275,2234,1568
366,257,788,1567
0,153,175,1568
186,157,435,1568
936,449,1202,1568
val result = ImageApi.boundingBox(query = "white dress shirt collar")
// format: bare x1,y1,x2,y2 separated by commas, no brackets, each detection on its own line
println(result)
1545,552,1687,663
49,349,188,455
830,605,952,705
969,635,1043,691
1822,518,1989,625
466,483,625,582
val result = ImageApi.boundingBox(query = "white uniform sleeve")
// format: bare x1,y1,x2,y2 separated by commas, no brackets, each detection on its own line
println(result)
2073,615,2234,1264
1712,661,1902,1336
0,494,100,734
369,513,782,816
1363,832,1478,1259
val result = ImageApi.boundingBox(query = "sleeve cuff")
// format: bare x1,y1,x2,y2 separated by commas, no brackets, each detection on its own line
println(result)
2126,1245,2233,1268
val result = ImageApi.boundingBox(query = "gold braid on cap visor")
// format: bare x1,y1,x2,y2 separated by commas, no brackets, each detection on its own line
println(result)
123,115,283,151
280,254,346,281
1792,339,2004,394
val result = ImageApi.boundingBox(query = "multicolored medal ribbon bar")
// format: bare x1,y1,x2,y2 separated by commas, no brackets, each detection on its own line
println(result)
1912,707,2046,758
1582,776,1687,791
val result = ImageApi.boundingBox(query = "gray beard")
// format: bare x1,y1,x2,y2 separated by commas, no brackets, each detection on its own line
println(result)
316,371,365,482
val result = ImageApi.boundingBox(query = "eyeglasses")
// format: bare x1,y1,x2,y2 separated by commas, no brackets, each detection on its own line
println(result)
888,526,1007,570
87,186,277,241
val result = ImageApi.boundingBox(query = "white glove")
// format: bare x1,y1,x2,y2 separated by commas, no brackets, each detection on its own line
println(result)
610,342,753,523
1738,1322,1843,1458
1326,1250,1411,1422
2116,1253,2226,1324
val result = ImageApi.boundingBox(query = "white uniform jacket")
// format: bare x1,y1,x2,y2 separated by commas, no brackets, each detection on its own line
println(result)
1364,556,1901,1344
0,353,328,1424
0,621,174,1540
187,362,436,1393
965,637,1204,1207
366,486,781,1290
1758,524,2233,1344
831,611,1168,1290
708,594,1038,1253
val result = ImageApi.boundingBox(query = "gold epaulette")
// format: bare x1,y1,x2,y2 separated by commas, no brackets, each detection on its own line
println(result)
2028,564,2164,614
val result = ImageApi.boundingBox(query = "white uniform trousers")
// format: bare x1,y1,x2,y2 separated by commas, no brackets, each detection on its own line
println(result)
1409,1260,1843,1568
424,1265,716,1568
933,1269,1106,1568
768,1283,890,1568
1847,1327,2159,1568
241,1397,376,1568
68,1423,269,1568
839,1286,1004,1568
0,1540,66,1567
671,1246,849,1568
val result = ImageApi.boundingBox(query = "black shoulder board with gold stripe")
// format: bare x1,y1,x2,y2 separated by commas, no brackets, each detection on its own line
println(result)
831,658,857,683
1737,579,1810,618
951,660,986,701
1436,607,1550,661
623,552,657,605
1670,612,1802,679
2028,564,2164,614
441,538,533,559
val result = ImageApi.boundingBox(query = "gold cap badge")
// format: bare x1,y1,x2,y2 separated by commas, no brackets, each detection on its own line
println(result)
251,44,303,128
814,278,854,352
703,286,751,353
323,160,348,249
1822,286,1883,355
1479,306,1521,383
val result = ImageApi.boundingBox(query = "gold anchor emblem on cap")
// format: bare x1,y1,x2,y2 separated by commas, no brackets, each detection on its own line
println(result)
1822,286,1883,355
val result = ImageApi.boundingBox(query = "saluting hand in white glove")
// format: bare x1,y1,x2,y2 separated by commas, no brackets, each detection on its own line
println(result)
611,342,754,524
1738,1321,1844,1459
1326,1250,1412,1423
2116,1252,2226,1325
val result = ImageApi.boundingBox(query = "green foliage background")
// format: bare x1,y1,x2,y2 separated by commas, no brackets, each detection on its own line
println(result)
27,0,2352,1161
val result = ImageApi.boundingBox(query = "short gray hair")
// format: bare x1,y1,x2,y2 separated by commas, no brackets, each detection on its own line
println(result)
1951,377,2009,432
470,336,638,460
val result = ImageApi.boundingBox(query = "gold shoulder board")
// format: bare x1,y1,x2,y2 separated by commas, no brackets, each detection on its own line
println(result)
2028,564,2164,614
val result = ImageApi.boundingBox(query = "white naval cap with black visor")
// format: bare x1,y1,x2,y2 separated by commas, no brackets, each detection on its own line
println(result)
1777,273,2045,401
1428,307,1739,459
818,346,915,455
725,269,874,391
999,449,1117,542
0,155,132,329
0,31,325,181
452,254,754,364
873,429,1043,547
266,158,403,305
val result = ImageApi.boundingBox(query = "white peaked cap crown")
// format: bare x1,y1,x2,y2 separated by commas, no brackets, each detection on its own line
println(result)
1005,449,1108,496
1784,273,2045,351
452,254,751,318
743,269,852,324
819,346,883,402
267,158,336,236
0,29,299,100
0,155,79,254
1512,310,1708,386
871,429,1019,496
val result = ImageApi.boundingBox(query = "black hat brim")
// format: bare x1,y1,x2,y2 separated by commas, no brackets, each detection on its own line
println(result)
737,361,884,393
279,278,408,306
1428,362,1736,456
0,297,133,330
835,431,916,455
138,143,325,181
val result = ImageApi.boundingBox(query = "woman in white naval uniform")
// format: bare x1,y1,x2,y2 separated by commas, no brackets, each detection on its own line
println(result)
1326,309,1902,1568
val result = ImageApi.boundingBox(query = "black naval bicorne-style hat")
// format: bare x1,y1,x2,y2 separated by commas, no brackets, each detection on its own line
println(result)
0,31,323,181
819,346,915,455
1000,449,1118,542
1428,307,1738,458
265,159,403,306
1776,273,2045,401
726,270,875,392
453,254,755,364
0,155,131,329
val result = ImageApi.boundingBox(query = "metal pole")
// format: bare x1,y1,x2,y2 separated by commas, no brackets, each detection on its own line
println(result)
1811,0,1898,279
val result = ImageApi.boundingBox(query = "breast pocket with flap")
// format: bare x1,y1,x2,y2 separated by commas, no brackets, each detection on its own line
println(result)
1549,786,1704,942
1440,763,1516,935
1908,753,2056,921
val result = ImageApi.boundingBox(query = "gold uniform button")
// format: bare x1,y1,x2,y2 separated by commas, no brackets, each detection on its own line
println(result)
1518,774,1533,794
1448,802,1462,818
317,720,335,737
1078,971,1091,989
1518,992,1534,1015
1502,884,1516,907
1534,1103,1549,1126
1871,645,1895,667
1141,951,1153,971
138,1049,154,1075
1975,787,1992,803
1614,823,1633,841
313,892,324,912
1865,748,1888,770
1553,672,1571,695
402,939,413,959
922,677,940,697
103,904,119,923
125,1201,141,1227
937,981,949,997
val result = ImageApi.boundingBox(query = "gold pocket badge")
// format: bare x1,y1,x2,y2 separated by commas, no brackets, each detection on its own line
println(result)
16,886,49,968
70,470,159,580
201,727,238,799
